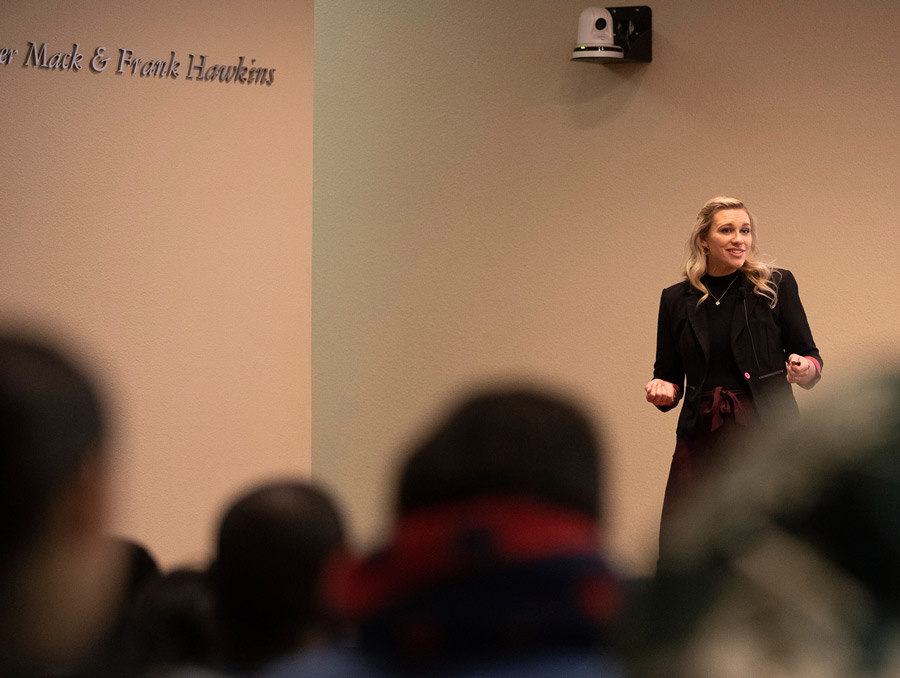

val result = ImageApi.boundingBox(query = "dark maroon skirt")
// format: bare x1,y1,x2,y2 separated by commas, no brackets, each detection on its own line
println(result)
658,387,756,557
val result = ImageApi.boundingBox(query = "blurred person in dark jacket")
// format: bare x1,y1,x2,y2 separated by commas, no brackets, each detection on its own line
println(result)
0,331,125,676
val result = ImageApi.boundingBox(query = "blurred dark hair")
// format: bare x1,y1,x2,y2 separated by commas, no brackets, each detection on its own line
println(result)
119,539,161,603
129,567,217,672
397,387,603,519
211,480,346,669
0,333,105,575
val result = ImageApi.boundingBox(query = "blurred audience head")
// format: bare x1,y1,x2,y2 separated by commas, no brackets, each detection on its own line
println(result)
129,567,218,675
398,385,602,519
211,479,347,670
120,538,161,595
633,370,900,678
0,330,123,673
330,383,620,672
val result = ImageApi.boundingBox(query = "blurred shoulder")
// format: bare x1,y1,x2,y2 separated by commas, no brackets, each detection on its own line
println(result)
254,646,387,678
450,651,622,678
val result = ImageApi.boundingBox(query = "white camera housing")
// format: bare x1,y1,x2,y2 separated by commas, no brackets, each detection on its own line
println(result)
572,7,624,61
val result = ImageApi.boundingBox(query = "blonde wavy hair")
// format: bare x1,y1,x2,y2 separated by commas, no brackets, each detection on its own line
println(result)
684,196,778,308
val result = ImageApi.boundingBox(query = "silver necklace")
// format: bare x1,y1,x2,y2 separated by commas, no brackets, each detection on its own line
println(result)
709,275,737,306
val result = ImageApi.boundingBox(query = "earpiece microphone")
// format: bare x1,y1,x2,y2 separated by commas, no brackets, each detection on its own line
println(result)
743,296,762,378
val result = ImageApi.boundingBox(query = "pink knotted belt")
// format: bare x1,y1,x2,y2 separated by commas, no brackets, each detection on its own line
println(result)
701,386,752,432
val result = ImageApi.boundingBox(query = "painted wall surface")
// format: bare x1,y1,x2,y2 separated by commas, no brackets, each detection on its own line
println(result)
313,0,900,574
1,1,313,567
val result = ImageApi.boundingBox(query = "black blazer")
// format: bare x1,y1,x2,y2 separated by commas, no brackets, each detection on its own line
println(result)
653,268,822,440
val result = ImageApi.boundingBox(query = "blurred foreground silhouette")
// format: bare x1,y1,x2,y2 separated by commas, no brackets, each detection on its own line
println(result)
627,371,900,678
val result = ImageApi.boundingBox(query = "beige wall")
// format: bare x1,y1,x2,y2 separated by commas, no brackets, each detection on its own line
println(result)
313,0,900,574
5,0,898,575
1,1,313,567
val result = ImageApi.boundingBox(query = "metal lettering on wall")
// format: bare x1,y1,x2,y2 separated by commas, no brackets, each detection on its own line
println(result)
1,41,277,86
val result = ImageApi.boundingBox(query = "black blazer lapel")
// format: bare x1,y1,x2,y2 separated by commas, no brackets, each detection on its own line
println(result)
685,288,709,364
731,275,762,347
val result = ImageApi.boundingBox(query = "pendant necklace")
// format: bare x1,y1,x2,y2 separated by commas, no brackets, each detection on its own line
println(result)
709,275,737,306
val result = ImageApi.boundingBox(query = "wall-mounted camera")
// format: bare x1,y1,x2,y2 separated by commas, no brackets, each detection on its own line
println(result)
571,6,652,63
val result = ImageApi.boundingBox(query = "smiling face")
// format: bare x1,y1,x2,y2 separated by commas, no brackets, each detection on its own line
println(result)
702,208,752,276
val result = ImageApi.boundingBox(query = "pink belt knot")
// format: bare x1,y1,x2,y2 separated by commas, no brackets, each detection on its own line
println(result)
701,387,751,432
